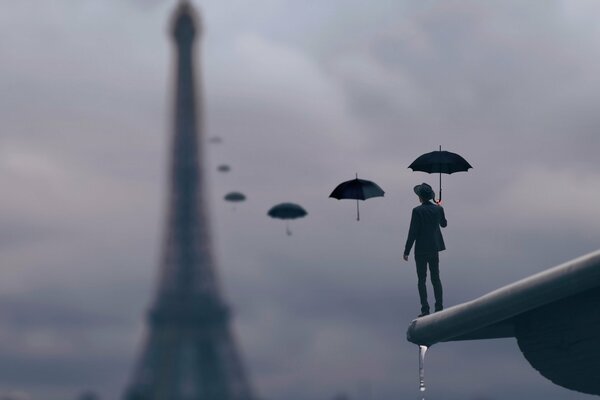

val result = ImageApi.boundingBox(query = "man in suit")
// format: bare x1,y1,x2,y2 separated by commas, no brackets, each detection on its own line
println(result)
403,183,447,317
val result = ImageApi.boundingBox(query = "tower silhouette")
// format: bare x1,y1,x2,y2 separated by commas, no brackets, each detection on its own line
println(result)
124,2,254,399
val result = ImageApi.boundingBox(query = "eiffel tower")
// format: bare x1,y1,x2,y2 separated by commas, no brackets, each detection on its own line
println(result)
124,2,254,399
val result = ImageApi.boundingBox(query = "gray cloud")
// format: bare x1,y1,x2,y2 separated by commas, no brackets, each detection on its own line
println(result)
0,1,598,400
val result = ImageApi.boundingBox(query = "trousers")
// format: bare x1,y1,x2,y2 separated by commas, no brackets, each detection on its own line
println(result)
415,252,443,313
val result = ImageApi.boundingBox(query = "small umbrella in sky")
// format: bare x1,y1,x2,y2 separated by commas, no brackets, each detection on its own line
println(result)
217,164,231,173
267,202,307,236
329,174,385,221
408,146,472,203
208,136,223,144
224,191,246,210
224,191,245,202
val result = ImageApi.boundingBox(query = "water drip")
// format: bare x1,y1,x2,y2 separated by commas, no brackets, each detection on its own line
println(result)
419,345,428,393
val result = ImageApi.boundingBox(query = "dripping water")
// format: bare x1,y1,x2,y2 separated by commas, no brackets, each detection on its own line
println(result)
419,345,428,393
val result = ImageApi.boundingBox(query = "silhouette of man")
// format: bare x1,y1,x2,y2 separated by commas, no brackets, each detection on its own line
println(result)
403,183,447,317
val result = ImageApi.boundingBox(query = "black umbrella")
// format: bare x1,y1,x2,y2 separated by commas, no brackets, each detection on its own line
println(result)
408,146,472,203
268,202,307,236
329,174,385,221
224,191,246,202
224,192,246,210
217,164,231,173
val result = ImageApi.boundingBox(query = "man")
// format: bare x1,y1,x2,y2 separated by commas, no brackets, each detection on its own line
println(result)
403,183,447,317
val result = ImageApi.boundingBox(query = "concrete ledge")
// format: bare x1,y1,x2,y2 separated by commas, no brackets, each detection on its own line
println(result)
406,249,600,346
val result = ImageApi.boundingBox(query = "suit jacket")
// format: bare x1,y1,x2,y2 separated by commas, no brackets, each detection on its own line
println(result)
404,201,447,256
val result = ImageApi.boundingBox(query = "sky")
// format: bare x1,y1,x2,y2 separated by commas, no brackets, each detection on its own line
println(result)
1,0,600,399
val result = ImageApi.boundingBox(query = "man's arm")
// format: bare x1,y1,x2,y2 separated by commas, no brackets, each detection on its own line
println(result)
439,206,447,228
404,209,419,258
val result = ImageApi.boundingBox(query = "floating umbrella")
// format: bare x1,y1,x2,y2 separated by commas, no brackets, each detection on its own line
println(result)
217,164,231,173
267,202,307,236
224,191,245,202
408,146,472,203
224,191,246,210
329,174,385,221
208,136,223,144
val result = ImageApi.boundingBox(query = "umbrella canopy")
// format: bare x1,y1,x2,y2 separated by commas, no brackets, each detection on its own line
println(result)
409,146,472,202
329,174,385,221
217,164,231,173
267,203,307,235
224,191,246,202
330,178,385,200
268,203,307,219
408,150,472,174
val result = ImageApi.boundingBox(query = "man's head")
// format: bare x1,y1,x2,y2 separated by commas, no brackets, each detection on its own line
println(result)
413,183,435,203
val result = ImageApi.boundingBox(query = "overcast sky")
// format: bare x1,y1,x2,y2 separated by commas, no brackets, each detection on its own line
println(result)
1,1,600,399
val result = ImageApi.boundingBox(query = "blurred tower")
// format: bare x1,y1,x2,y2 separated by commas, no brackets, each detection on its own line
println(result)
123,2,254,399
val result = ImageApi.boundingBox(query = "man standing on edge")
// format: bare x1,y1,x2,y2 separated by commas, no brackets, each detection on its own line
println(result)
403,183,447,317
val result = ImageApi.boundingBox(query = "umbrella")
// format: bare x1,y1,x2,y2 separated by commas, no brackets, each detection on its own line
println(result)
217,164,231,173
224,192,246,210
329,174,385,221
208,136,223,144
267,202,307,236
224,191,246,202
408,146,472,203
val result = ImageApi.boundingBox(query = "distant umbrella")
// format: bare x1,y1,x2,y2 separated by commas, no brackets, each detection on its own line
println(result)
217,164,231,173
409,146,472,203
208,136,223,144
224,191,246,210
267,202,307,236
224,191,246,202
329,174,384,221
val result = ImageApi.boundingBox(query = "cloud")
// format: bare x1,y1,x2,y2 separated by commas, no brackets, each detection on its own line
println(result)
0,1,598,399
0,392,31,400
492,166,600,231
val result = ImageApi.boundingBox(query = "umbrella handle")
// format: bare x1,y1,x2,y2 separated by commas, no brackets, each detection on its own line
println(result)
439,170,442,203
438,145,442,203
356,172,361,221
